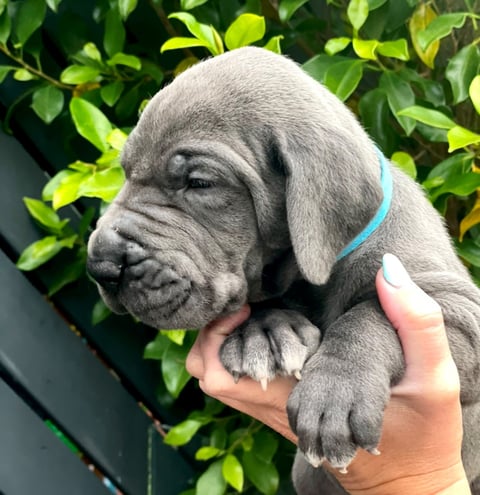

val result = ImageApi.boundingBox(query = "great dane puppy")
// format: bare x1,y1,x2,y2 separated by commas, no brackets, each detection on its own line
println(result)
87,47,480,494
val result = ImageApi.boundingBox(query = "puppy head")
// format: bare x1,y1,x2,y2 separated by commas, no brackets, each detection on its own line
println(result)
87,47,382,329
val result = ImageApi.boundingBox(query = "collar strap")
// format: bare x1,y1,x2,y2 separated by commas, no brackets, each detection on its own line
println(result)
336,148,393,261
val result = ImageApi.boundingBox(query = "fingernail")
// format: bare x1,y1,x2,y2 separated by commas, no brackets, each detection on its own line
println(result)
382,253,411,288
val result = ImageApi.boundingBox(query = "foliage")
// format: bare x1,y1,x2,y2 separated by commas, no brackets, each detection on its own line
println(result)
1,0,480,493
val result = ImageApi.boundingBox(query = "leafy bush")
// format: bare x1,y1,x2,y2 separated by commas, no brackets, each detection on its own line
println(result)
1,0,480,493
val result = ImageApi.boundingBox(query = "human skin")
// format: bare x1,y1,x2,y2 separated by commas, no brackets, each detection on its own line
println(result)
186,254,471,495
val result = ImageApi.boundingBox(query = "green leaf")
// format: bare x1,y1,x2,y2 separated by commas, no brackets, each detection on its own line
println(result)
242,450,279,495
409,2,439,68
78,166,125,202
104,8,125,58
425,152,473,182
47,248,86,296
391,151,417,179
46,0,62,12
324,59,364,101
447,126,480,152
42,169,75,201
180,0,209,9
252,429,279,463
396,105,456,129
263,35,283,54
470,75,480,115
13,0,46,46
352,38,378,60
222,454,244,492
224,14,265,50
107,52,141,70
417,13,469,51
211,427,228,450
160,36,211,53
13,68,35,81
101,81,125,107
59,234,78,249
160,329,186,346
106,128,128,151
83,42,102,62
446,45,480,104
425,153,480,201
31,86,64,124
0,8,11,44
302,54,350,83
164,419,204,446
347,0,369,31
52,171,89,210
0,0,6,15
359,88,396,152
195,446,222,461
144,333,170,360
16,236,64,271
399,68,445,106
278,0,309,23
23,197,68,233
368,0,387,9
118,0,138,20
325,37,351,56
168,12,220,54
377,39,409,61
0,66,14,84
456,238,480,267
161,338,192,398
60,65,101,84
196,459,227,495
92,298,111,325
69,97,113,152
380,71,415,135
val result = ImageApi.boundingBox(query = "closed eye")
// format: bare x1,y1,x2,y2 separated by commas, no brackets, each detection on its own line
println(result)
187,178,214,189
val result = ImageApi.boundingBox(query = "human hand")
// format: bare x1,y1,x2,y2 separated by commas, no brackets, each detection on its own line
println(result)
186,304,299,444
334,253,469,494
186,254,471,494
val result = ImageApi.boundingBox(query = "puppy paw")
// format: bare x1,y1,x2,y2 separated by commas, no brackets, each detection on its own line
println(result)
287,359,389,471
219,309,321,388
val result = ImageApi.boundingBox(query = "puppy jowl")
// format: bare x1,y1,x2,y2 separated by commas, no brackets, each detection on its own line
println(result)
87,47,480,495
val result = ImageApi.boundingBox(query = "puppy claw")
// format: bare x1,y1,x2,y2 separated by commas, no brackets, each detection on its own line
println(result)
231,372,241,384
338,466,348,474
294,370,302,380
260,378,268,391
367,448,381,456
304,451,324,468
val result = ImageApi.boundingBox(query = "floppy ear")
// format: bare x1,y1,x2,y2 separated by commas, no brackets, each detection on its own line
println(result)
274,128,383,286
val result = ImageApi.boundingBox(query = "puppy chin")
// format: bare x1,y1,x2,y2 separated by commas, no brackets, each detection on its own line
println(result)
99,289,128,315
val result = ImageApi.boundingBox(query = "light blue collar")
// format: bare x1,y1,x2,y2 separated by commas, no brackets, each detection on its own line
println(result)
336,148,393,261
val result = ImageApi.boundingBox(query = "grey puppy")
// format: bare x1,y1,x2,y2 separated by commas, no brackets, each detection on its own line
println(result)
87,47,480,494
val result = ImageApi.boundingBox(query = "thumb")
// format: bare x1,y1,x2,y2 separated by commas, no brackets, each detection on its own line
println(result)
376,254,451,375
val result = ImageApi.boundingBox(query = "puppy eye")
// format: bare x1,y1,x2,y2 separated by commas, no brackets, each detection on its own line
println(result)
187,178,213,189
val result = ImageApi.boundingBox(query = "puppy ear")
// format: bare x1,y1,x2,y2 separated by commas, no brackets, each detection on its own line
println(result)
274,130,383,286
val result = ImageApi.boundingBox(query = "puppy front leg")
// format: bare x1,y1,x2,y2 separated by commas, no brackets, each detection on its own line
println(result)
287,299,403,471
219,308,322,389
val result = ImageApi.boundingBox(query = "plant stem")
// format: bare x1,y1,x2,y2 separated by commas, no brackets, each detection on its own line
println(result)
0,44,72,90
147,1,196,59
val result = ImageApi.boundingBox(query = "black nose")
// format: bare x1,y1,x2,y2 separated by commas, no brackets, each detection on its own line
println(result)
87,227,128,292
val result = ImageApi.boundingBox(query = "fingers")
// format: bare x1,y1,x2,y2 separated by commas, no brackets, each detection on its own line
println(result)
376,254,459,390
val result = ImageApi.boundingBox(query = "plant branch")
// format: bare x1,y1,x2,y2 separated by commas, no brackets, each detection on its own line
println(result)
0,44,72,90
147,1,196,59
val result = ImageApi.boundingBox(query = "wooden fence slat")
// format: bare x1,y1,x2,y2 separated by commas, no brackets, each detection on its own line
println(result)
0,127,181,425
0,249,193,495
0,378,111,495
